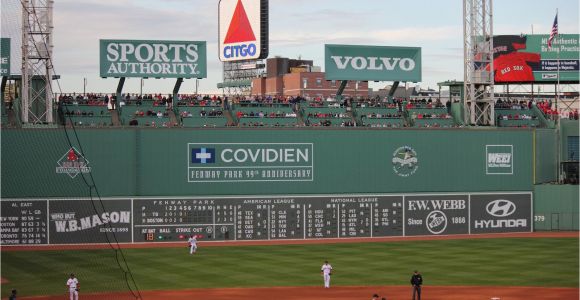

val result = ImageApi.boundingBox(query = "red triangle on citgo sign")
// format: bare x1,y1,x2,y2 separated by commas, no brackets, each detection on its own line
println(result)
224,0,256,44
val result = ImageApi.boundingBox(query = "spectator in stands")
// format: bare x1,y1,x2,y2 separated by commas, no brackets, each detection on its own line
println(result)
222,96,230,111
167,96,173,109
6,95,14,110
129,118,139,126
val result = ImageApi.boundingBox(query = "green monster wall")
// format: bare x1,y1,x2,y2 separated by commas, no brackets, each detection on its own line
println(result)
2,128,533,198
534,184,579,230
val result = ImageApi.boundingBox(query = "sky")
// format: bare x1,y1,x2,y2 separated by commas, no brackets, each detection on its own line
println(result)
1,0,579,95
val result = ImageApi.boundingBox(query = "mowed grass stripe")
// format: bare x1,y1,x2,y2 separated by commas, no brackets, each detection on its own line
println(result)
1,237,577,297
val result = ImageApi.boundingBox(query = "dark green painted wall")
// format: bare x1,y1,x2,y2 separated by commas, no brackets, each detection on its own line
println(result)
2,128,533,198
535,129,558,183
534,184,579,230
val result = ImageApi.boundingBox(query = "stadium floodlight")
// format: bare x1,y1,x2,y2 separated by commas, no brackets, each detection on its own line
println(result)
463,0,495,126
21,0,54,124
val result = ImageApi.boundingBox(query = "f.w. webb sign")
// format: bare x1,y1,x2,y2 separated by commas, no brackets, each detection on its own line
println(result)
100,39,207,78
325,44,421,82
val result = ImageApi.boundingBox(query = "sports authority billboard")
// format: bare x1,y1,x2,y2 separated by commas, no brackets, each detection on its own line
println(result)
493,34,579,83
99,40,207,78
1,38,10,76
325,44,422,82
219,0,269,62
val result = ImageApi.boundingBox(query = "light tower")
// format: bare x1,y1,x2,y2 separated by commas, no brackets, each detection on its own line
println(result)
21,0,54,124
463,0,495,125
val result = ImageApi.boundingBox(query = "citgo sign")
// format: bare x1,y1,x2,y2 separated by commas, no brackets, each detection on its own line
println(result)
325,44,422,82
219,0,266,62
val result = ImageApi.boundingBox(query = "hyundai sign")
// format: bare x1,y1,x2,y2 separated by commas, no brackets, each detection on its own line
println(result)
99,39,207,78
470,194,532,234
325,44,422,82
219,0,269,62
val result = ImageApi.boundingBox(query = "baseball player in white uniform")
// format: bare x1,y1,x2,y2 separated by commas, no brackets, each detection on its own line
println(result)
188,235,198,254
66,273,79,300
321,260,333,288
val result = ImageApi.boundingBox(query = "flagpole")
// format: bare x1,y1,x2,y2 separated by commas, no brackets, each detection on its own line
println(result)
555,8,562,183
556,9,560,114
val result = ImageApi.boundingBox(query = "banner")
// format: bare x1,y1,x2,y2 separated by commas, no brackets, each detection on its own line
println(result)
493,34,579,83
0,38,10,76
188,143,314,182
325,44,422,82
99,39,207,78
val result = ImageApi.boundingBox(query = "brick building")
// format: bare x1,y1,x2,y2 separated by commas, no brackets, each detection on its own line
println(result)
252,57,369,98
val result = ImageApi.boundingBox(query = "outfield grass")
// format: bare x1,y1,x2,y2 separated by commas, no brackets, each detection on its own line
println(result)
1,237,578,297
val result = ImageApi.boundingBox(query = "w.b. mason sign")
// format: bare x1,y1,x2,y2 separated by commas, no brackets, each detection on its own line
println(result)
325,44,421,82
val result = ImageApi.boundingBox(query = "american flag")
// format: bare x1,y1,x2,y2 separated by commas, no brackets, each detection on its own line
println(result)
548,13,558,49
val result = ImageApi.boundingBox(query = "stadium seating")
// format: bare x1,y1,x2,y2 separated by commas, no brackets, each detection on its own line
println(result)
178,106,228,128
304,105,354,127
61,104,112,127
408,108,454,128
234,103,298,127
495,109,540,128
359,106,405,128
120,105,172,127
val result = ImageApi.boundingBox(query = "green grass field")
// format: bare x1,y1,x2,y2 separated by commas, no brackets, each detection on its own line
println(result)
1,237,578,297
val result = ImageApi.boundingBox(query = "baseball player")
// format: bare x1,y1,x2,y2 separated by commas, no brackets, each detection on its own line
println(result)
320,260,333,288
66,273,79,300
187,235,198,254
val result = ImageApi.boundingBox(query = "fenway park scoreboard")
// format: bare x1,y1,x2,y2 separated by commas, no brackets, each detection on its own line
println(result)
0,193,531,245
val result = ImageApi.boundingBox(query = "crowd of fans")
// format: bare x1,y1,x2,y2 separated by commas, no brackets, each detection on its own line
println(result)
58,93,108,106
52,92,578,128
128,119,177,128
235,110,296,119
179,108,224,118
411,112,452,120
363,112,403,119
494,98,533,110
63,109,108,117
365,123,404,128
496,113,538,120
238,122,298,127
133,109,169,118
563,109,579,120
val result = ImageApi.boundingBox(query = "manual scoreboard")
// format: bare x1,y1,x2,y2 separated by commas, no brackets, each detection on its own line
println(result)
1,193,531,245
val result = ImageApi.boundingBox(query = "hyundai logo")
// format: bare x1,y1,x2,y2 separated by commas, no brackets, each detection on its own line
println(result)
486,200,516,217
